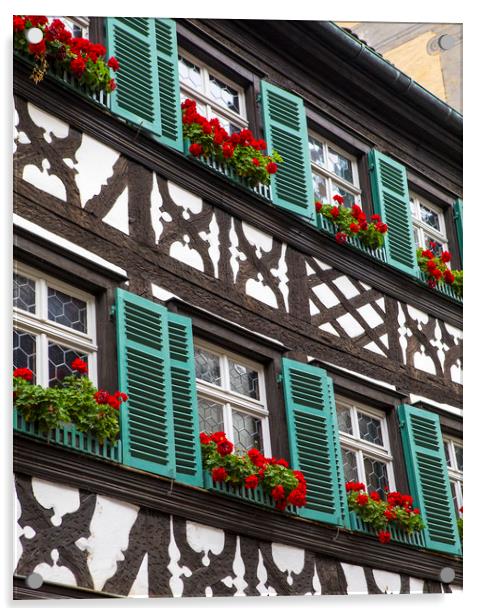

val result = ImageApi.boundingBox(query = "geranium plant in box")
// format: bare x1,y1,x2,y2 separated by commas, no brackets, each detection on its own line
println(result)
201,431,307,511
316,194,388,249
182,99,283,187
416,244,463,297
346,482,424,544
13,359,127,444
13,15,119,94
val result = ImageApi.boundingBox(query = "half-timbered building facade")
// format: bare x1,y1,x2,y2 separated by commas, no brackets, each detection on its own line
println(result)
13,17,463,599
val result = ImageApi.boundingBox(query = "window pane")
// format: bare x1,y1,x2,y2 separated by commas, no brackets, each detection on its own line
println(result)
450,480,459,513
420,204,441,231
363,456,389,496
423,234,444,256
13,329,36,379
413,227,422,248
13,273,36,313
454,445,463,471
214,113,242,135
312,172,328,202
194,347,221,386
208,75,240,114
197,397,224,434
336,403,353,434
341,448,358,483
444,441,452,467
232,410,262,452
228,360,259,400
48,288,87,333
48,342,87,387
327,148,354,183
410,197,417,217
180,92,206,116
309,137,325,167
178,56,202,91
357,412,383,446
333,185,356,208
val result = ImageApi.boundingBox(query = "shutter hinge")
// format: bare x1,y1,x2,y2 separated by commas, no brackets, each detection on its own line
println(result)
398,420,406,429
109,304,116,320
256,93,262,104
276,373,283,383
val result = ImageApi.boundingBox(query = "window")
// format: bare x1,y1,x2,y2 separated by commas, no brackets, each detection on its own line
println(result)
194,340,271,455
410,193,449,256
309,134,361,207
13,263,97,386
52,16,89,38
336,396,395,496
444,437,463,516
178,50,247,134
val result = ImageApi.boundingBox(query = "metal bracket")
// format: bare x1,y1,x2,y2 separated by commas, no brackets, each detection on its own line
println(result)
276,373,283,383
109,304,116,320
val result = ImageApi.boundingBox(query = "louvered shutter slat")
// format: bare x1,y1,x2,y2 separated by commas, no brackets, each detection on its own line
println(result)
368,150,417,275
106,18,161,135
397,404,461,555
281,359,348,525
260,82,315,223
453,198,463,265
116,289,174,475
167,312,202,485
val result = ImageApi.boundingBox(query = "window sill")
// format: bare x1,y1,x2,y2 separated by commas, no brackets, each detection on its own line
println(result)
348,511,426,549
13,407,122,463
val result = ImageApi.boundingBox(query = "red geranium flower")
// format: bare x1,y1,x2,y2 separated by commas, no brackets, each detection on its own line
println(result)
222,143,235,159
333,194,344,205
71,358,88,374
211,467,228,483
266,162,278,174
94,389,110,405
216,440,234,457
13,367,33,381
27,16,49,27
421,249,434,259
378,530,391,544
271,485,285,501
356,493,369,506
70,57,86,76
13,16,26,31
189,143,203,157
349,223,360,234
109,79,117,92
335,232,347,244
107,56,120,71
287,488,306,507
330,206,340,218
315,201,323,213
426,260,437,271
275,499,288,512
444,269,455,284
432,268,443,280
199,432,211,445
428,278,437,289
369,491,381,502
28,40,46,56
371,214,381,222
351,204,362,218
252,157,260,167
275,458,289,468
244,474,259,490
375,222,388,233
211,431,228,444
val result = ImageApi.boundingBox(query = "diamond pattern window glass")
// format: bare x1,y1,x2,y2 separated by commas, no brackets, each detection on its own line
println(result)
13,263,96,387
178,50,247,135
444,437,463,516
13,273,36,314
336,396,395,494
410,193,449,257
309,134,361,207
194,340,270,456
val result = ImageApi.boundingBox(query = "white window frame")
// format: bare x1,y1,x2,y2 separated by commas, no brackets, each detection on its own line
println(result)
54,16,90,38
336,395,395,492
309,132,362,205
13,261,97,386
444,436,463,515
194,338,271,456
410,192,449,253
178,49,248,131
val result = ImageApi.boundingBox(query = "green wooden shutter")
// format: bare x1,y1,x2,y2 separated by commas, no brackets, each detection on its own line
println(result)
106,18,182,150
397,404,461,555
368,150,417,276
116,288,174,476
106,18,161,135
260,82,316,224
281,358,347,525
167,312,202,486
154,19,183,151
453,198,463,265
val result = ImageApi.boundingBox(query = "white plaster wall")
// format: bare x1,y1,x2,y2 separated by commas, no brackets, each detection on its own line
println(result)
31,478,80,526
28,103,69,143
168,181,202,218
185,521,225,566
340,563,368,594
23,159,66,201
103,186,129,234
271,543,305,585
73,134,120,207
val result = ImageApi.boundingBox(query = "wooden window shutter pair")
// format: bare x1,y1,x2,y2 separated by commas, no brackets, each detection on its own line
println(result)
105,18,183,151
115,288,202,486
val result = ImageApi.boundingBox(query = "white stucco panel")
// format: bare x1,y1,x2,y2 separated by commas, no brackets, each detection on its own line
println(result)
75,495,139,591
168,181,203,218
372,569,401,594
129,553,149,598
34,549,77,586
357,303,384,328
28,102,69,143
337,313,365,337
185,521,225,566
221,536,248,596
23,159,66,201
168,516,192,598
170,237,204,272
74,134,120,207
102,186,129,234
340,563,368,594
246,274,278,308
312,283,340,309
319,322,340,337
199,212,221,278
271,543,305,585
31,477,80,526
332,275,359,299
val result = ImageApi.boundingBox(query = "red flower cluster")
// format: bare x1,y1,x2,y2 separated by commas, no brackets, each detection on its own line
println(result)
378,530,391,544
345,481,366,492
71,358,88,374
94,389,128,411
212,467,228,483
416,247,462,296
13,367,34,381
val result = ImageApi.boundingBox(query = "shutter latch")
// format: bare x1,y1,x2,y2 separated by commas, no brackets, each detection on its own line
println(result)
398,420,406,429
276,373,283,383
109,304,116,320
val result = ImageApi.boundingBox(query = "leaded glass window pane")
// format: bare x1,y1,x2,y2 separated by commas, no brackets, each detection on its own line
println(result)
228,360,259,400
194,348,221,386
337,404,353,435
423,234,444,256
327,148,353,183
363,456,389,496
357,412,383,446
178,56,202,91
47,288,87,333
208,75,240,114
420,204,441,231
333,185,356,208
197,397,224,434
444,441,452,467
313,172,328,202
341,448,358,483
454,445,463,471
48,342,87,387
309,137,325,167
13,329,36,378
13,273,36,313
232,410,262,452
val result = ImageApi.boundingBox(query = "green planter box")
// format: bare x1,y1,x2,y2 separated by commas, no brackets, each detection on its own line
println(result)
349,511,426,548
203,470,297,514
13,407,122,463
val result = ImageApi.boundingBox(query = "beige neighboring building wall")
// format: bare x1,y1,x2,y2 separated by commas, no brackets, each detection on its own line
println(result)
338,23,462,112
